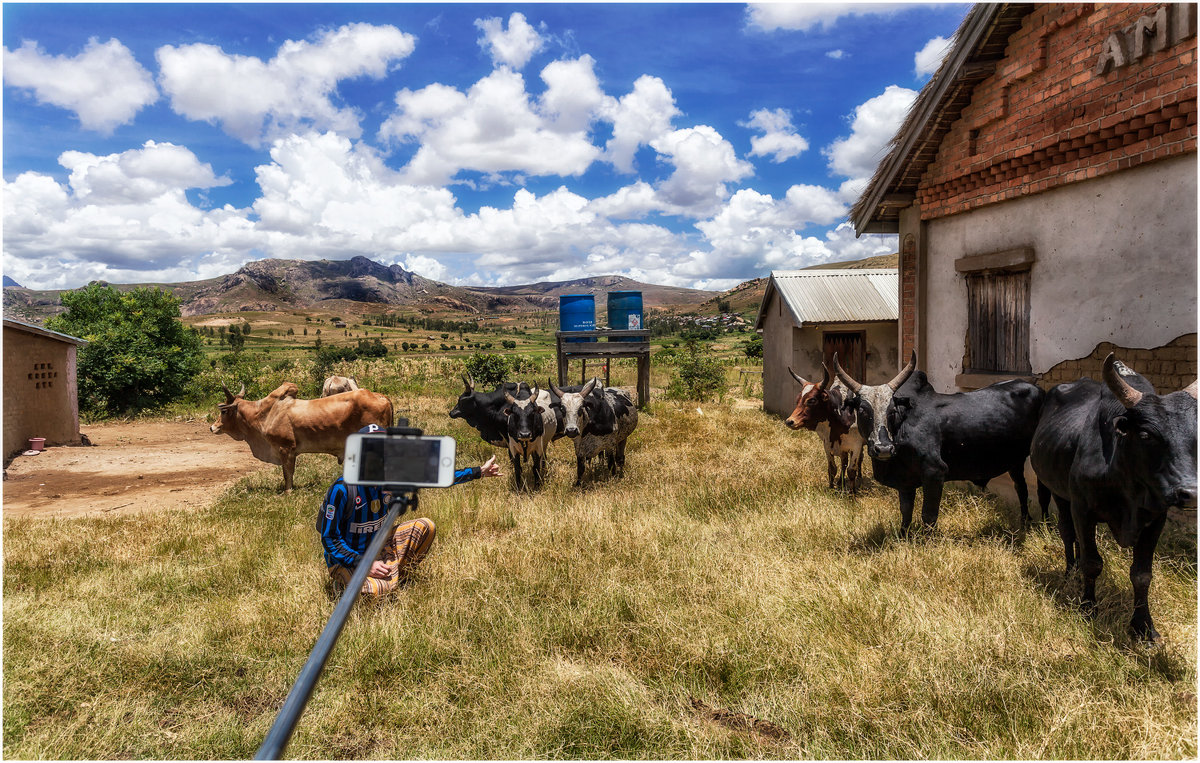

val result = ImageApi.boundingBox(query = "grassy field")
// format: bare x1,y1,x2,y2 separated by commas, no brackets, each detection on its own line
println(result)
3,362,1196,759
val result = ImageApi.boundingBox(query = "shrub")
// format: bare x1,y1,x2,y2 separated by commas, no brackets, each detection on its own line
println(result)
666,341,726,401
743,334,763,359
509,354,538,376
46,283,203,416
464,353,509,388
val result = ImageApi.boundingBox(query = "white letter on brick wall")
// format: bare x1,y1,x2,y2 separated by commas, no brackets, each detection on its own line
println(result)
1095,32,1127,74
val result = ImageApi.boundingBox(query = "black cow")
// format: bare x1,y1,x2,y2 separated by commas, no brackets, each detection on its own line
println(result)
502,383,555,490
449,376,527,446
1030,354,1197,642
835,350,1046,532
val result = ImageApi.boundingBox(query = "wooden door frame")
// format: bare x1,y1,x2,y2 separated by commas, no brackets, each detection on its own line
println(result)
821,329,867,381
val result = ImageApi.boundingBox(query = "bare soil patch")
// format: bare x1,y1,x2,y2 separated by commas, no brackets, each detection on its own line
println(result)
2,420,269,519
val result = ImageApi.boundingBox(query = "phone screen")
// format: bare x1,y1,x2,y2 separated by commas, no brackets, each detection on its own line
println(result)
359,437,441,484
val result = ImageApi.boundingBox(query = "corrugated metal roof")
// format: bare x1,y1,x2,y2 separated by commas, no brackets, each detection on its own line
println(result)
3,318,88,346
754,269,898,329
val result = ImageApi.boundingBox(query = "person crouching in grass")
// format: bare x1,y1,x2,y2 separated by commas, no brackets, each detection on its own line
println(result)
318,425,501,597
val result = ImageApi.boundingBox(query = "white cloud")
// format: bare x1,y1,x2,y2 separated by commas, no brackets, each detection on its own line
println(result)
3,38,157,133
826,49,846,60
743,108,809,163
402,254,449,282
475,12,545,69
915,35,952,77
3,143,257,289
59,141,231,204
379,63,603,184
602,75,681,173
824,85,916,183
747,3,912,32
156,23,416,147
650,125,755,217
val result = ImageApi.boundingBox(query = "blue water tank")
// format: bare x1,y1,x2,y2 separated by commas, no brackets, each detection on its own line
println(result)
559,294,596,342
606,291,643,341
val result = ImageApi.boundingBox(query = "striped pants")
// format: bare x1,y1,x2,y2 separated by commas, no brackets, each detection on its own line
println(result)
328,517,437,597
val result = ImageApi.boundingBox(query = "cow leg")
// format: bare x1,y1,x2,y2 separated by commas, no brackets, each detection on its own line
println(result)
1009,465,1031,527
1129,513,1167,642
847,446,863,495
920,478,944,528
1055,495,1077,573
825,451,838,489
1074,513,1102,617
281,452,296,493
838,451,850,491
1036,480,1053,523
615,441,627,476
575,456,586,486
510,452,524,491
898,487,917,535
532,453,543,489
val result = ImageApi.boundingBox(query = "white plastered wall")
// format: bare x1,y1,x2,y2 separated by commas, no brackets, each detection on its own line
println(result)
921,154,1197,391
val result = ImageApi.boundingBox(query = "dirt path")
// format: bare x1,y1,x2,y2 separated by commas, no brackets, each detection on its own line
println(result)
2,420,270,519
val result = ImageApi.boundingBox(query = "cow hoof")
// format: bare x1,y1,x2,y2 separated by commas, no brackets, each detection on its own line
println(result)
1129,621,1161,644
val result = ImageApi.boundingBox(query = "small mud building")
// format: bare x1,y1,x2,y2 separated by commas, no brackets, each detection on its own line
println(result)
756,269,899,417
853,3,1197,392
3,318,87,459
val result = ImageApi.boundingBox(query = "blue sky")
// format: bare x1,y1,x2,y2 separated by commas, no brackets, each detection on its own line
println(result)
3,2,969,291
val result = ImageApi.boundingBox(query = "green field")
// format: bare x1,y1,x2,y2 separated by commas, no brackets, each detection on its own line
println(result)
3,358,1195,759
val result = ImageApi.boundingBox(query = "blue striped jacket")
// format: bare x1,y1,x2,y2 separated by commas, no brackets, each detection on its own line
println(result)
318,468,479,568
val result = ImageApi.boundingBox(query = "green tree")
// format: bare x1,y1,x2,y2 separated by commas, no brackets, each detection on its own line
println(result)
464,353,509,388
46,283,203,415
666,340,726,402
227,331,246,353
743,334,763,359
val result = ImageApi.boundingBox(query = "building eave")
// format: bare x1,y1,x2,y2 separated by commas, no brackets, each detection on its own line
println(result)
851,3,1035,235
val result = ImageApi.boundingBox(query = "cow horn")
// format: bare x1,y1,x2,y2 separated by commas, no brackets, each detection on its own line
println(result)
549,379,564,398
237,382,245,399
1103,353,1144,408
832,353,862,394
581,378,597,397
820,363,832,389
504,391,517,405
1185,380,1198,400
888,349,917,391
461,374,473,395
221,381,235,404
531,382,540,400
788,367,809,387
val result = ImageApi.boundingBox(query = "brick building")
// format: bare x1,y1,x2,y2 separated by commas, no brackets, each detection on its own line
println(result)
852,3,1196,392
3,318,87,460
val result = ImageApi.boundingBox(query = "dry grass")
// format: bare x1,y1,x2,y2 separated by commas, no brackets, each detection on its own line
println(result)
3,384,1196,759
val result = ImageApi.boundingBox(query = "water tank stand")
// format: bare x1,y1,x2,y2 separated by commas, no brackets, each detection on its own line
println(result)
555,330,651,408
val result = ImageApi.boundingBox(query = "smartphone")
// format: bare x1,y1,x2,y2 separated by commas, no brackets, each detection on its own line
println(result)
343,433,457,487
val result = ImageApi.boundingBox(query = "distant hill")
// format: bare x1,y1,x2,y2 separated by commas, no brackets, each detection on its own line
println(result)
2,275,22,289
1,255,715,322
698,252,900,316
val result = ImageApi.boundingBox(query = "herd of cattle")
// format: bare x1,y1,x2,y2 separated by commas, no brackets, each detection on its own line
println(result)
210,353,1196,642
210,373,639,492
785,350,1197,643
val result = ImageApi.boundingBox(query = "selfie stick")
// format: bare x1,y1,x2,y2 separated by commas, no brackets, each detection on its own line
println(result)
255,422,423,760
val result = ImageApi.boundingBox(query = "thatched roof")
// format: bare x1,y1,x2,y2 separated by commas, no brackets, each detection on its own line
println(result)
850,3,1035,235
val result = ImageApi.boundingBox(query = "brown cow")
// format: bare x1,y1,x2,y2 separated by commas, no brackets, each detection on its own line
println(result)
211,381,392,491
321,375,359,396
785,364,865,493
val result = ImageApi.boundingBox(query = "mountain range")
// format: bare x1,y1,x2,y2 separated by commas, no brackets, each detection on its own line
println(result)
2,252,898,324
1,256,716,322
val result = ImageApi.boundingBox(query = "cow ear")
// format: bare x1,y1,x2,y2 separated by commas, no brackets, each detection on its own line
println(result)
1113,415,1130,436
